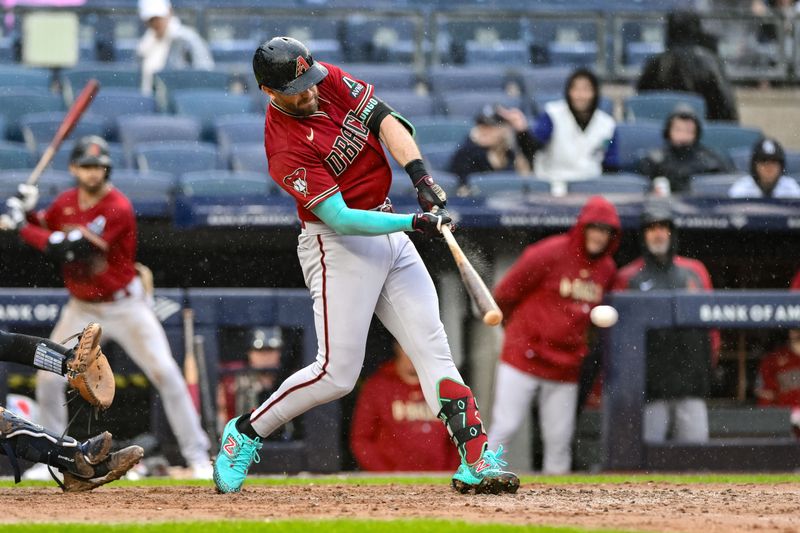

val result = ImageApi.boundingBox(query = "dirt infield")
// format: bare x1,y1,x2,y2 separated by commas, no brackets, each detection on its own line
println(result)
2,482,800,532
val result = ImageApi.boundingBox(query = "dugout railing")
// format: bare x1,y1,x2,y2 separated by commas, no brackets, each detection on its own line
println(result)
604,290,800,471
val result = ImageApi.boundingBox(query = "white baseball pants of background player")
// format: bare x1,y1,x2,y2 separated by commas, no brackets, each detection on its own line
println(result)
488,362,578,474
249,223,464,438
643,398,709,443
34,277,210,468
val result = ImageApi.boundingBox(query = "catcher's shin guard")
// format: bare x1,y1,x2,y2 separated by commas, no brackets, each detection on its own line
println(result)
0,406,112,483
436,378,488,465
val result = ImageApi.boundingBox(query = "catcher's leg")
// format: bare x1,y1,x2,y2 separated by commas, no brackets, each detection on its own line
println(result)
0,406,118,486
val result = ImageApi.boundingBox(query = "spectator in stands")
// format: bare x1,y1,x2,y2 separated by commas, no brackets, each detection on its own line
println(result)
638,105,734,193
350,341,459,472
613,201,719,444
729,137,800,198
136,0,214,95
497,68,617,184
447,104,531,187
637,10,738,122
488,196,620,474
755,329,800,438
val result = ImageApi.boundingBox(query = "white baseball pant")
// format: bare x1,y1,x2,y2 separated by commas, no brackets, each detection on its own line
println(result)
643,398,709,443
488,362,578,474
35,278,210,466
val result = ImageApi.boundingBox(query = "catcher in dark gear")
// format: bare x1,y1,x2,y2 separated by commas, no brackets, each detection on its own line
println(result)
0,323,142,491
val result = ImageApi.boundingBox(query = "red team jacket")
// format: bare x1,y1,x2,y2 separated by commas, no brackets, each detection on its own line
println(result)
493,197,620,383
19,188,137,301
265,63,393,221
756,346,800,407
350,360,459,471
792,270,800,290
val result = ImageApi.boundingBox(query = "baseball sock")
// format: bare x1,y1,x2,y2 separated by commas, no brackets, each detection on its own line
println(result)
235,413,261,440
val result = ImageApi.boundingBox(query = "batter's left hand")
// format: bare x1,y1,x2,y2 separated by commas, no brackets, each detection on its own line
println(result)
415,174,447,212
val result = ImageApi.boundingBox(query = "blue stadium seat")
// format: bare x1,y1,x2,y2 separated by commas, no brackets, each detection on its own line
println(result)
517,66,574,99
173,90,256,141
624,91,707,122
786,151,800,175
390,170,459,198
134,141,220,175
566,174,650,194
117,115,202,158
214,114,264,160
0,89,64,141
422,142,457,171
547,41,598,67
230,143,267,174
20,112,109,153
689,173,741,197
469,172,552,196
48,141,127,171
339,63,421,92
378,91,438,119
441,92,523,118
625,41,663,68
702,123,763,159
0,142,31,170
412,118,472,145
0,66,52,89
613,122,664,173
111,169,176,218
88,89,157,125
178,170,272,197
729,147,750,173
465,40,529,65
34,170,75,202
154,70,232,110
341,17,418,63
427,65,517,95
62,66,140,102
210,39,259,64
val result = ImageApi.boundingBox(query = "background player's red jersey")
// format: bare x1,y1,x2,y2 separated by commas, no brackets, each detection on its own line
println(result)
756,346,800,408
19,188,137,301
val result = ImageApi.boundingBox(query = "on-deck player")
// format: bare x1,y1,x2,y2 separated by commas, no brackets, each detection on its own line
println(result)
1,135,212,479
0,324,143,491
214,36,519,494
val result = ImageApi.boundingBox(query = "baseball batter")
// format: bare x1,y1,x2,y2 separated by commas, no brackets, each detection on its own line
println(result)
2,136,211,479
213,36,518,495
0,324,143,491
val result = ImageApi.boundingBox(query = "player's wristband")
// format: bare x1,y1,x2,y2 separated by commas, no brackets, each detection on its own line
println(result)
404,159,430,187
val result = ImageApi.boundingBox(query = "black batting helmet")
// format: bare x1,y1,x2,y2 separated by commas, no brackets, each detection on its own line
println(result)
750,137,785,177
70,135,113,169
252,36,328,95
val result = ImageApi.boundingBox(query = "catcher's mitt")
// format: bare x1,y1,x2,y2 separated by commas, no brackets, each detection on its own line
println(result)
65,323,115,409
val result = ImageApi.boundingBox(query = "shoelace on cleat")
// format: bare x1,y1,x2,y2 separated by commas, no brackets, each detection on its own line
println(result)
229,437,262,471
482,445,509,470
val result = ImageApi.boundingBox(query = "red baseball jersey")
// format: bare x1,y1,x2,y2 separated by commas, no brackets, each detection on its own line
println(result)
19,187,137,301
791,270,800,290
756,346,800,407
265,62,393,222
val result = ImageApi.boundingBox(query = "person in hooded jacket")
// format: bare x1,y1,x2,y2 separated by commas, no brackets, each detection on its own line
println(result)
729,137,800,198
487,196,621,474
638,105,734,192
613,201,719,443
496,68,618,183
637,10,738,122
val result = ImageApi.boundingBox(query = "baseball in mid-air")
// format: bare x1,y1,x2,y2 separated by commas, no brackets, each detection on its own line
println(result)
590,305,619,328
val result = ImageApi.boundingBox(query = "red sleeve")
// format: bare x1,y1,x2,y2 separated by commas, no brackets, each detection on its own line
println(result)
269,149,339,210
349,378,392,472
493,241,553,318
19,201,62,251
755,355,778,406
791,270,800,290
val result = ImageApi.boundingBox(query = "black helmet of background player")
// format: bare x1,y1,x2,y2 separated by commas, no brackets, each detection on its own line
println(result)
640,200,676,262
252,36,329,95
69,135,113,180
750,137,785,180
247,326,283,371
663,104,702,148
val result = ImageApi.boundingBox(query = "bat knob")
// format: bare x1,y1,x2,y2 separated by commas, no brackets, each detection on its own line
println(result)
483,309,503,326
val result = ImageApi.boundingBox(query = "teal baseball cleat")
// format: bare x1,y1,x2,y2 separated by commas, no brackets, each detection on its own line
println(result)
451,445,520,495
213,418,263,493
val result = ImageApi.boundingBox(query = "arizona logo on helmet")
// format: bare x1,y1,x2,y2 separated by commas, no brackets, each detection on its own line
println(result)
283,168,308,196
296,56,310,78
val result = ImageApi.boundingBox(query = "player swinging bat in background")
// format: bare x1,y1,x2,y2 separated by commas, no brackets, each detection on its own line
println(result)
213,36,518,495
488,196,620,474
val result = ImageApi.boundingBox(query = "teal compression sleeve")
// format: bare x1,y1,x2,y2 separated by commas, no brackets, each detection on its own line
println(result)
311,193,415,236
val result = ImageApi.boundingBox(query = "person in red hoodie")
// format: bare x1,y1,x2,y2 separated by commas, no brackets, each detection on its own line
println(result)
488,196,620,474
351,341,460,471
755,329,800,438
791,270,800,290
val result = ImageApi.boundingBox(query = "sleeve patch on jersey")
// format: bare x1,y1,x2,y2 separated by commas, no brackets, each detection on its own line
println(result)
283,168,309,197
342,76,366,99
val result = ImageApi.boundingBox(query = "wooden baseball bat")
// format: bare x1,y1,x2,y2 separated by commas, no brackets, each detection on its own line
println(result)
27,78,100,186
182,308,201,412
440,224,503,326
193,334,220,445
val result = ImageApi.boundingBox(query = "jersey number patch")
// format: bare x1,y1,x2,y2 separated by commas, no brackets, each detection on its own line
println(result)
283,168,309,197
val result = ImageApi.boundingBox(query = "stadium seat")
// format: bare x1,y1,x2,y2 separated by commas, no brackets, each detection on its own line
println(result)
111,169,176,218
786,151,800,175
210,39,259,64
230,143,267,174
20,170,73,202
214,114,265,160
0,90,64,142
20,112,109,153
613,122,664,172
729,147,750,173
154,70,233,110
0,142,31,170
689,173,741,197
62,66,141,103
702,123,763,159
547,41,598,67
48,141,127,171
625,41,664,68
378,91,438,119
464,40,529,65
422,142,457,171
117,115,202,158
412,118,472,146
517,66,574,99
441,92,523,118
341,17,417,63
339,63,421,92
624,91,707,122
427,65,517,95
134,141,220,175
178,170,272,197
566,174,650,194
173,90,256,141
88,89,158,126
0,66,52,89
469,172,552,196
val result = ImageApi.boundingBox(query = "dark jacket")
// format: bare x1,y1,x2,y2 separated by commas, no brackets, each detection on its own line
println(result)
638,144,734,192
637,11,738,122
448,136,516,184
